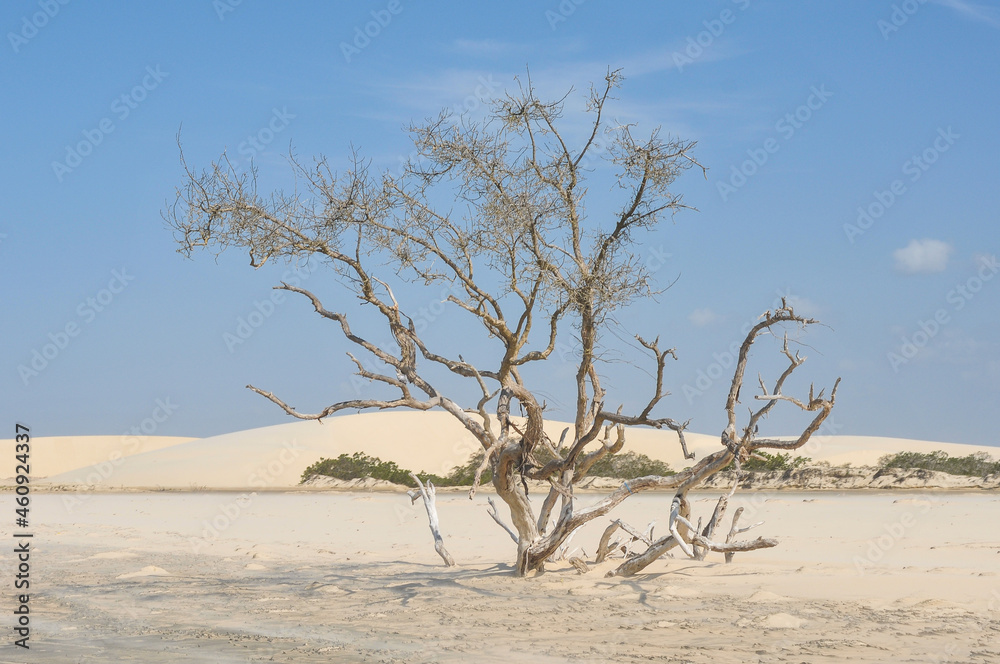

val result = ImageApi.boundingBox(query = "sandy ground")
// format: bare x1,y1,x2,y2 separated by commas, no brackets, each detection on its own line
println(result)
8,489,1000,663
4,414,998,661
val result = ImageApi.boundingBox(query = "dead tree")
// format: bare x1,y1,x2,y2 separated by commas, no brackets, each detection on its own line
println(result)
165,69,838,577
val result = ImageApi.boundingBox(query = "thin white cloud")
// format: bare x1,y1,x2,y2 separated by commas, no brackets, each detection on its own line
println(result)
449,39,528,58
785,295,821,318
361,62,698,142
688,308,720,326
931,0,1000,28
893,239,954,274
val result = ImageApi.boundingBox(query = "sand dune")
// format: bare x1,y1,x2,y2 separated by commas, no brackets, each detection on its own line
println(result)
4,410,997,489
0,435,196,479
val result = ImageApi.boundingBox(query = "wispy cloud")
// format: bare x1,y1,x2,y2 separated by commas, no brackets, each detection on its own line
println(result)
918,327,997,373
688,308,720,326
448,39,530,58
357,58,696,136
931,0,1000,28
893,239,954,274
785,295,822,318
349,45,761,169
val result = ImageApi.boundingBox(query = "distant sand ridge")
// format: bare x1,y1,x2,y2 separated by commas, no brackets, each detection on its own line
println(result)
2,411,997,490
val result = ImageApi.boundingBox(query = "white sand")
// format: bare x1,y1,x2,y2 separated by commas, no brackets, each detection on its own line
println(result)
4,413,998,661
16,490,1000,662
3,411,998,489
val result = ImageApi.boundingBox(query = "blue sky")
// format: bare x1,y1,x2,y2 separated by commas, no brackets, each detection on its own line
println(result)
3,0,998,447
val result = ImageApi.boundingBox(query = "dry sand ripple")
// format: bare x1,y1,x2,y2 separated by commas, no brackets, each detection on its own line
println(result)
12,492,1000,663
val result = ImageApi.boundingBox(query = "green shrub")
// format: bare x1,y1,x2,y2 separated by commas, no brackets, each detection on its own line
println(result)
434,453,492,486
726,451,811,472
522,445,674,480
300,452,415,486
584,451,674,478
299,448,672,485
877,450,1000,477
299,451,489,487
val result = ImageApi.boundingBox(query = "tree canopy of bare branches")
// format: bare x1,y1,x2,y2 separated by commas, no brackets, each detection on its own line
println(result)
165,69,838,576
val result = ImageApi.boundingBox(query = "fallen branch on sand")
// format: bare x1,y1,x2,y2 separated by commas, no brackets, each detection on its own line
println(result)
409,472,455,567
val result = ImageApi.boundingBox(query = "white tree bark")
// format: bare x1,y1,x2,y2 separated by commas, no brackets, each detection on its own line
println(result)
724,506,764,563
409,473,455,567
595,518,654,563
606,535,680,577
486,497,519,544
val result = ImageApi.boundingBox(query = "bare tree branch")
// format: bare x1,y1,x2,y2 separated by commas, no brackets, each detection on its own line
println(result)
486,497,519,544
166,71,838,578
409,473,455,567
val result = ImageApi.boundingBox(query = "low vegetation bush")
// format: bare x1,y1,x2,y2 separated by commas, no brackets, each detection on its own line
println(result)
303,448,1000,485
300,452,415,486
430,453,492,486
585,451,674,478
877,450,1000,477
300,450,672,486
725,451,811,472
